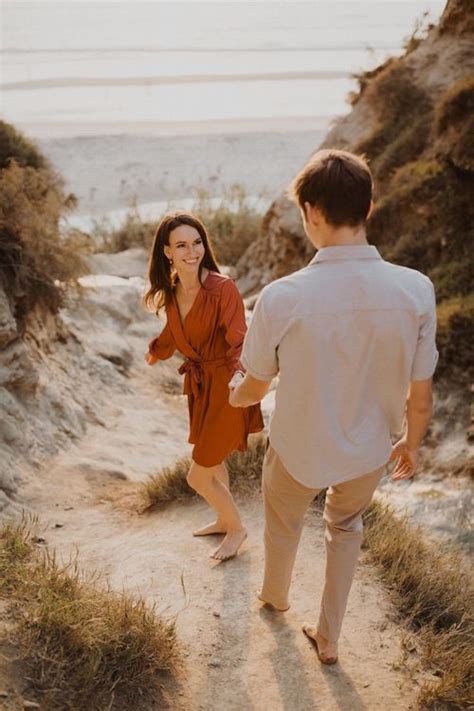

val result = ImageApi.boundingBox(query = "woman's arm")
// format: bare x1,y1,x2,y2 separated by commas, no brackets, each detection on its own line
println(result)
145,320,176,365
219,279,247,374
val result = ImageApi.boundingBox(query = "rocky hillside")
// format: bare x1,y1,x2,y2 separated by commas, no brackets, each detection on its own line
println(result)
236,0,474,388
0,123,160,516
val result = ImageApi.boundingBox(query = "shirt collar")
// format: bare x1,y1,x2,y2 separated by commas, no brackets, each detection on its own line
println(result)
308,245,382,265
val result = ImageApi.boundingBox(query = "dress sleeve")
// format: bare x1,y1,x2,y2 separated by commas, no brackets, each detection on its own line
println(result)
219,279,247,374
148,320,177,360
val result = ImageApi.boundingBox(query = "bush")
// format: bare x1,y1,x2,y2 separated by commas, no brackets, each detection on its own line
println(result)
0,121,47,171
435,76,474,172
435,295,474,385
0,160,84,325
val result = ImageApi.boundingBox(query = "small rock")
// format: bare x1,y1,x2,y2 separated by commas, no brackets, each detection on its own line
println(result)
23,701,41,709
0,690,10,698
64,506,74,511
212,611,221,618
363,683,370,688
32,536,46,545
208,660,221,668
54,523,64,529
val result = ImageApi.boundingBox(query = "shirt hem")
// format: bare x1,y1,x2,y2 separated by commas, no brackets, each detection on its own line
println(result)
268,437,392,489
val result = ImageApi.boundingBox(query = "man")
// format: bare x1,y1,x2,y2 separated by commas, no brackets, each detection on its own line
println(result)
229,149,438,664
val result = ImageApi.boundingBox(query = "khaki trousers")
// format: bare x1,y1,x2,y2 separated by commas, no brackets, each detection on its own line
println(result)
261,445,385,643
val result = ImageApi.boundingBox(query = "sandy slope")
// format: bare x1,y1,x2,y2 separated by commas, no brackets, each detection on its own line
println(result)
12,359,421,711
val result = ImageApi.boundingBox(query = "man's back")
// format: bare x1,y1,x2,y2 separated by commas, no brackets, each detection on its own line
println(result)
242,245,438,488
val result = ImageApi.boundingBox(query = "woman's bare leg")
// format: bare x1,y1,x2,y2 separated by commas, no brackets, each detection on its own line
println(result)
187,461,247,560
193,463,230,536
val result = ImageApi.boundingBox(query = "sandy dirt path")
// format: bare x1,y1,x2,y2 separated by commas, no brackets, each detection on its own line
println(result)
13,362,420,710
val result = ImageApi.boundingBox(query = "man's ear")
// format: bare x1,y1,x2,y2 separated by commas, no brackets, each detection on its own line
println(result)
304,202,320,226
367,200,375,220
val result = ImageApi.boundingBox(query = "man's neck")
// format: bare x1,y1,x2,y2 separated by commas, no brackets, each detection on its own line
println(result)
316,224,368,249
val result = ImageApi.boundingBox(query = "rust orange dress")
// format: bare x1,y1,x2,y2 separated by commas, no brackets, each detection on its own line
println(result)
148,271,264,467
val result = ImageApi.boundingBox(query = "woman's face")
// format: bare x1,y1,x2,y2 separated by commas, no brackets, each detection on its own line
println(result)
164,225,205,275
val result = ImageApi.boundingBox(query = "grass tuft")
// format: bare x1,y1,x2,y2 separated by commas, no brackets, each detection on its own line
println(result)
363,500,474,707
141,434,267,509
0,519,180,709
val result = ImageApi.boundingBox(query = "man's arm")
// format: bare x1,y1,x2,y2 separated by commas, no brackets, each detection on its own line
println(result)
390,378,433,480
229,372,272,408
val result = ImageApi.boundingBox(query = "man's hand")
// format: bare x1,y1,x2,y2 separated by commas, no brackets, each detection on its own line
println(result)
229,372,272,408
144,351,159,365
389,438,419,480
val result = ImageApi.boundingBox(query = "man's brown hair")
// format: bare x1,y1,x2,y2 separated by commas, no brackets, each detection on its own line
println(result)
290,149,373,227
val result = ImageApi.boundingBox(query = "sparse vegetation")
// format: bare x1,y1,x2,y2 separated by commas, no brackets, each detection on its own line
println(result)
435,294,474,385
141,433,267,509
193,184,262,265
143,440,474,708
94,185,263,266
0,519,180,709
363,501,474,708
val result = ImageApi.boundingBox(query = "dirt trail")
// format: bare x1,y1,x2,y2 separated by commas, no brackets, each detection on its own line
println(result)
15,363,419,710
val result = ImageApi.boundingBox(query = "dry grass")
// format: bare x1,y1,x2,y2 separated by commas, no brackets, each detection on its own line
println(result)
363,501,474,708
92,203,155,253
0,120,46,171
141,434,267,510
0,519,180,710
193,185,262,266
94,185,263,266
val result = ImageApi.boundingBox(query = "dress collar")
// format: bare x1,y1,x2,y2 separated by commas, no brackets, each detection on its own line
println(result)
309,245,382,265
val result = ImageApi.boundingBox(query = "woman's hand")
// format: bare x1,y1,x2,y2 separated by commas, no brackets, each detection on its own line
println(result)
389,438,419,480
144,351,159,365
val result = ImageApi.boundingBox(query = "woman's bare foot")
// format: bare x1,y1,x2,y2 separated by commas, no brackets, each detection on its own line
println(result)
211,528,247,560
193,521,227,537
302,625,338,665
258,594,289,612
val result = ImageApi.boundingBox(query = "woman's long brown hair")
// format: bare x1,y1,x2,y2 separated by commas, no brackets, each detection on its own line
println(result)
144,212,220,313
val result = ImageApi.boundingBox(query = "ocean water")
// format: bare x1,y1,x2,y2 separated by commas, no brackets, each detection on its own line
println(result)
1,0,445,136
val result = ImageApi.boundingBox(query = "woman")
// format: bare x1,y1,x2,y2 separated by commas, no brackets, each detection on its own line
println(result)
144,212,264,561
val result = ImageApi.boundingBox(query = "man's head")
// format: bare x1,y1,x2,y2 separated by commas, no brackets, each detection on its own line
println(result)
290,149,373,248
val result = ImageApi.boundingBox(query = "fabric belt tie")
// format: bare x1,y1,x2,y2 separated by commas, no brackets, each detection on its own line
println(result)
178,356,230,398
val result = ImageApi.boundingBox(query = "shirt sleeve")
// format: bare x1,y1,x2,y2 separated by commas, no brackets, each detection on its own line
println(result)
241,288,280,381
411,281,439,380
219,279,246,374
148,320,177,360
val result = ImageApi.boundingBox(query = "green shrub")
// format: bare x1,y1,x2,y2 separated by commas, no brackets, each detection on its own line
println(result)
0,160,84,325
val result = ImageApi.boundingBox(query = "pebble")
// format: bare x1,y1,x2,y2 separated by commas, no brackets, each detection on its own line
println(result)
208,660,222,668
23,701,41,709
32,536,46,544
212,611,221,618
54,523,64,528
0,690,9,698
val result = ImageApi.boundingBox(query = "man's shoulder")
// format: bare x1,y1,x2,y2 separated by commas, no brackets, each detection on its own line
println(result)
259,270,305,312
381,260,435,296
